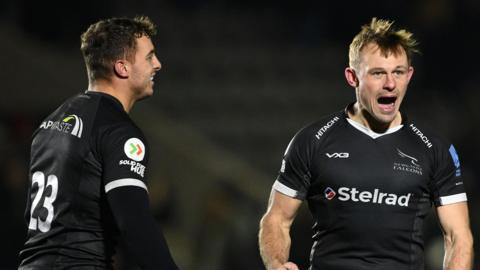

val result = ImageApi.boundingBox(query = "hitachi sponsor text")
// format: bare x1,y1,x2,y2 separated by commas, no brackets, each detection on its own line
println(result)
409,124,432,148
315,116,339,139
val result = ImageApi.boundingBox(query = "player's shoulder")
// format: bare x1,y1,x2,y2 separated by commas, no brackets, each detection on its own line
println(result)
404,117,452,151
33,93,89,137
294,110,345,142
91,92,130,123
87,92,143,136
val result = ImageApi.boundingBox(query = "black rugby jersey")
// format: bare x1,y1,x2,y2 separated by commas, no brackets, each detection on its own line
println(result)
19,92,160,269
274,108,467,270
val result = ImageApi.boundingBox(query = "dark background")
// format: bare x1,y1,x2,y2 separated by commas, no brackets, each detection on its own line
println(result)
1,0,478,269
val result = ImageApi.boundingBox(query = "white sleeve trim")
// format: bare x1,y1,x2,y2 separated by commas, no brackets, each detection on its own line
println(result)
439,193,467,205
105,178,148,193
273,180,299,198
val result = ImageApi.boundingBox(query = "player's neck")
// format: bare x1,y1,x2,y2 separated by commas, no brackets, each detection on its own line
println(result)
348,103,402,133
88,81,136,113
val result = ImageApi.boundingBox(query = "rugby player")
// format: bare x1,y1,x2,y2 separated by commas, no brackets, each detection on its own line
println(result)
259,18,473,270
18,16,178,269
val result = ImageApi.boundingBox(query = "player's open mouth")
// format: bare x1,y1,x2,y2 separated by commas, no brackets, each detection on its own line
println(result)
377,96,397,112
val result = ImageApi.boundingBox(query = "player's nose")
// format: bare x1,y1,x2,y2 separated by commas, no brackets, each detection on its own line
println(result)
383,73,396,91
153,55,161,71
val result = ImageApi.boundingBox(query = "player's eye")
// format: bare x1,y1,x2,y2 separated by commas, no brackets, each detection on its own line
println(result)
371,71,385,78
393,70,406,77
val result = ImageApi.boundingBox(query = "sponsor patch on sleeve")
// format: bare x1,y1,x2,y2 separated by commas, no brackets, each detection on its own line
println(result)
119,160,146,177
124,138,145,161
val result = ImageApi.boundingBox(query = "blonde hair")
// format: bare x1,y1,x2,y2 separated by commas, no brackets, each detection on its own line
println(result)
348,18,419,69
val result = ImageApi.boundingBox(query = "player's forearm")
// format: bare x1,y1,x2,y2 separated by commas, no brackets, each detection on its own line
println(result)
443,232,474,270
108,188,179,269
259,215,292,270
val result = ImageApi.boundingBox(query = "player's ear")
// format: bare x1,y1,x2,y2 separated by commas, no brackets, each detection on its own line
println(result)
113,60,129,78
407,66,414,82
345,67,358,87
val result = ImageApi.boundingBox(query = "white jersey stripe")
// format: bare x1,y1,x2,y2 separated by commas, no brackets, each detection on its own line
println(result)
105,178,148,193
273,180,299,198
439,193,467,205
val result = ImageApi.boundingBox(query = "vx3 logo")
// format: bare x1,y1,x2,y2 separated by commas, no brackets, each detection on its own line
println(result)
326,152,349,158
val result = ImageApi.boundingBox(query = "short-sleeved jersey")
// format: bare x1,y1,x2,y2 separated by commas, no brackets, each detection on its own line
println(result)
273,108,467,270
19,91,150,269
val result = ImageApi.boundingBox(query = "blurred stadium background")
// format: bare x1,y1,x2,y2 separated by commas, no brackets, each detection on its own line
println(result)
0,0,478,269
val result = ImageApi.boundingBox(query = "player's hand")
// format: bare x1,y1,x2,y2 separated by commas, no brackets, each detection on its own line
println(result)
276,261,299,270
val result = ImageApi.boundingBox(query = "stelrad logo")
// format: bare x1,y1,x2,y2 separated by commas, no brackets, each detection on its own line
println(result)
325,186,411,207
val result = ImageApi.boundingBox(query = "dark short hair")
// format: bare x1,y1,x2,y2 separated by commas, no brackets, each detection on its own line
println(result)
348,18,419,69
80,16,157,82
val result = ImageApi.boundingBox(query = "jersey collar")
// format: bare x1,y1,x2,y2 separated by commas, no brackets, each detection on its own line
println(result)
85,90,125,112
343,104,406,139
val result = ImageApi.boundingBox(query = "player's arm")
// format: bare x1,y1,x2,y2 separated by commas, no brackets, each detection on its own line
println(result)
259,189,302,270
437,202,473,270
99,124,178,270
107,186,179,270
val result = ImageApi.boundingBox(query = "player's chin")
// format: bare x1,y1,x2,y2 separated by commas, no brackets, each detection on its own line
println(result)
145,84,155,95
375,112,397,125
137,89,154,101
